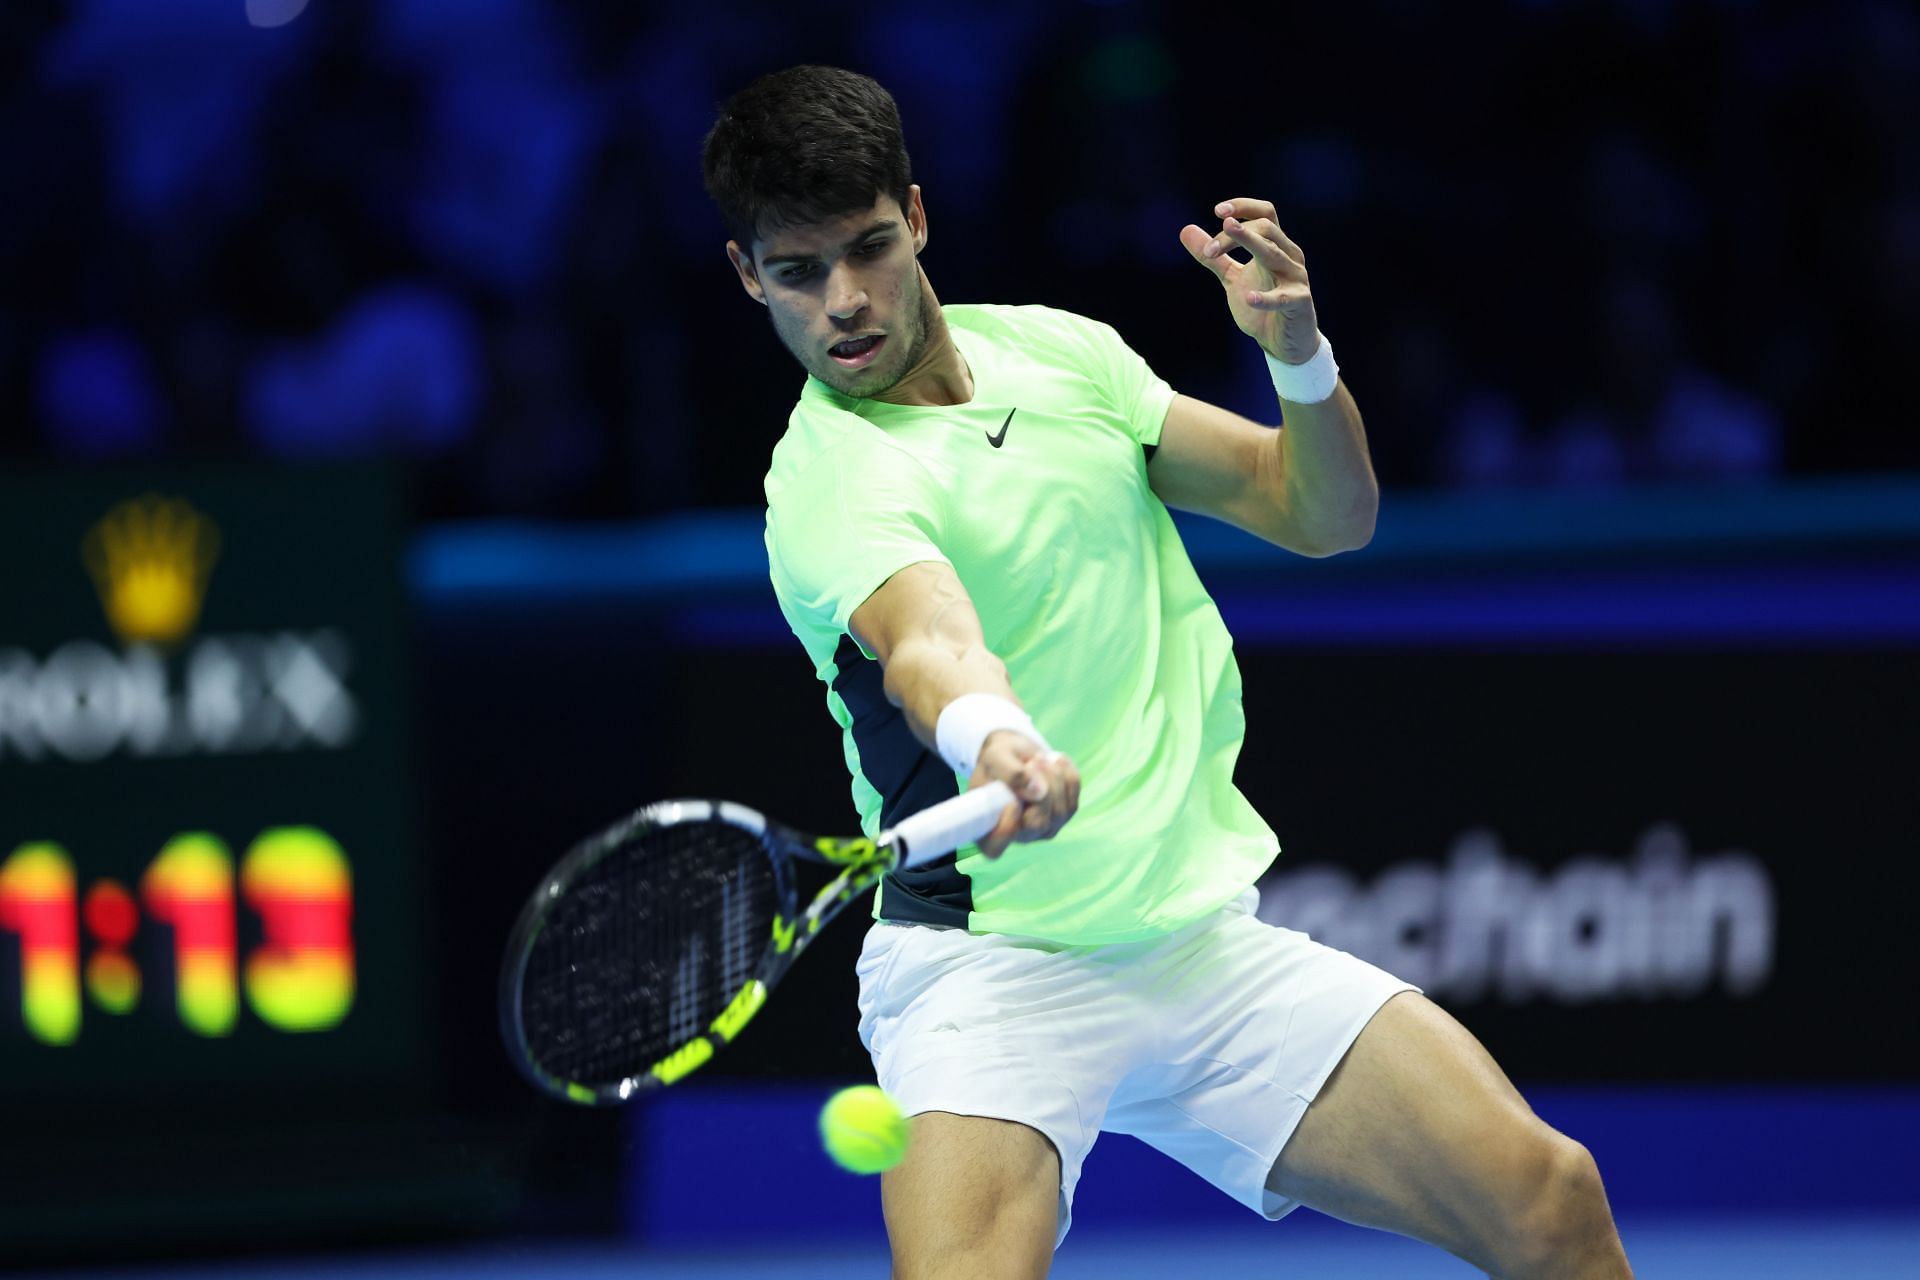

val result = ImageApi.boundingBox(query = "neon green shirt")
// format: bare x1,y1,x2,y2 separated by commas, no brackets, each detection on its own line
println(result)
764,303,1278,944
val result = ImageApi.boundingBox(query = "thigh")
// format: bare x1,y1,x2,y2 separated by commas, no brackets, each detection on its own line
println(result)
882,1111,1059,1280
1264,992,1566,1263
856,919,1145,1245
1103,904,1416,1218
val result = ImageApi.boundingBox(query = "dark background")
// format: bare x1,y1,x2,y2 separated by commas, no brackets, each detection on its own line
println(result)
1,0,1917,1270
3,0,1918,510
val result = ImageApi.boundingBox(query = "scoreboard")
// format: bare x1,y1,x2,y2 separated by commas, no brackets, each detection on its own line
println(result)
0,465,428,1107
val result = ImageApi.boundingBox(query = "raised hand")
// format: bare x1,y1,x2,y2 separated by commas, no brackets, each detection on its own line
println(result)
1179,197,1321,365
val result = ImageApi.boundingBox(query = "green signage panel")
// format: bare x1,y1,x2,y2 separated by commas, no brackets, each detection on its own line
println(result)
0,463,428,1101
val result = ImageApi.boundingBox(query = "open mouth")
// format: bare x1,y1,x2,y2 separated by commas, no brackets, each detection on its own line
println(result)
829,334,886,369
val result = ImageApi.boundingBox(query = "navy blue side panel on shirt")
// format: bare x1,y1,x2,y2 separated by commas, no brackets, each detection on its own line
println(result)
830,635,972,926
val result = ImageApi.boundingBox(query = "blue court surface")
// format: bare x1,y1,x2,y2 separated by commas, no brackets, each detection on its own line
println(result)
35,1214,1920,1280
37,1086,1920,1280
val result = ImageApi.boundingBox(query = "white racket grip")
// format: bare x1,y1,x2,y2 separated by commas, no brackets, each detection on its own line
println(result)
885,781,1016,870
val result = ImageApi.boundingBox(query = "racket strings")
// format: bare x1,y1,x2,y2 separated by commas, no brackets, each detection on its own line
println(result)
517,820,780,1088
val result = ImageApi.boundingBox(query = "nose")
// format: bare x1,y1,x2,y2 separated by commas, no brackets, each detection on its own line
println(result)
825,264,868,320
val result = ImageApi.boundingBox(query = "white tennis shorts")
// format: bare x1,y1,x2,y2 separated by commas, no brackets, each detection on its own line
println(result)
855,885,1418,1247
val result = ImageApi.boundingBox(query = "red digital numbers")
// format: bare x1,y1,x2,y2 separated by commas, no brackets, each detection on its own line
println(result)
0,845,81,1045
240,828,356,1032
0,828,355,1044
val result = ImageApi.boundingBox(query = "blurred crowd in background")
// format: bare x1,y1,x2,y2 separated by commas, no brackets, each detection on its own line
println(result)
2,0,1916,520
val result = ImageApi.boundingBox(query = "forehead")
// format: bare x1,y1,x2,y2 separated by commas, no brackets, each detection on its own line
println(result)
754,194,905,262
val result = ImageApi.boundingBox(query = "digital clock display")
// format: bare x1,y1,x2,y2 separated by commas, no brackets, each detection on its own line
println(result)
0,465,427,1103
1,827,355,1045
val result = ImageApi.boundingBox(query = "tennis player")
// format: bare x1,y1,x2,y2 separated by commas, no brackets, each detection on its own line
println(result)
704,66,1632,1279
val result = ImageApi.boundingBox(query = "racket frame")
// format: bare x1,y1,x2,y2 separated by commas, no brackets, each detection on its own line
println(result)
499,798,922,1105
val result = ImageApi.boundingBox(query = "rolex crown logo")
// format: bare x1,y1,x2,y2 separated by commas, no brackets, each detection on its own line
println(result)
82,494,221,647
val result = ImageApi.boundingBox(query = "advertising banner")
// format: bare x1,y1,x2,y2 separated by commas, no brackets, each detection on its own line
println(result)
659,641,1918,1085
0,465,427,1104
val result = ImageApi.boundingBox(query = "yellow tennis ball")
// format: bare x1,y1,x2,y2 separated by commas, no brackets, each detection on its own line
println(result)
819,1084,910,1174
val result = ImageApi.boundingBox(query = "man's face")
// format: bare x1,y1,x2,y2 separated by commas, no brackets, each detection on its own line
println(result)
727,188,930,398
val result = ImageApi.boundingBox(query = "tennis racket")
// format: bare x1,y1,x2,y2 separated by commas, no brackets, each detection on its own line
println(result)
498,781,1015,1105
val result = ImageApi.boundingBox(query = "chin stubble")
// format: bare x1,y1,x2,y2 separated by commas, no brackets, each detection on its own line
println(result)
832,286,931,399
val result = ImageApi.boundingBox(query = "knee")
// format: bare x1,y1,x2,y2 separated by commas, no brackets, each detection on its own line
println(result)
884,1139,1058,1280
890,1186,1055,1280
1497,1132,1621,1277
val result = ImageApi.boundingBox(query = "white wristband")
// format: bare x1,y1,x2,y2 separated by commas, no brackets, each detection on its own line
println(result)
1266,332,1339,405
934,693,1049,779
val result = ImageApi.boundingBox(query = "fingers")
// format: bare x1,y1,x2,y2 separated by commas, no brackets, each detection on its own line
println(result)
1214,197,1286,238
1010,750,1077,842
1180,223,1232,281
969,742,1080,858
1234,209,1304,262
1053,751,1081,816
1217,217,1306,280
977,796,1024,860
1190,198,1306,274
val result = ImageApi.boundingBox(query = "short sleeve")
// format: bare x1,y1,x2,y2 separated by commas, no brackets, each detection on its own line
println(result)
765,441,951,654
1062,313,1178,448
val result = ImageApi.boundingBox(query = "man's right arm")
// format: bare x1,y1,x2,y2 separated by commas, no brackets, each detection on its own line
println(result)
849,560,1079,858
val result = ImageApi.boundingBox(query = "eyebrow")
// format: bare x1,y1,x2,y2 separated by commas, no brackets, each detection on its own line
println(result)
760,219,900,268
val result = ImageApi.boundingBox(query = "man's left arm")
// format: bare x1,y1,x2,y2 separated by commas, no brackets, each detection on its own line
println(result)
1146,197,1377,558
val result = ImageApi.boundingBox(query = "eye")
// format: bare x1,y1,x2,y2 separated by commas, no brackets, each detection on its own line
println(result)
855,239,888,257
779,264,816,282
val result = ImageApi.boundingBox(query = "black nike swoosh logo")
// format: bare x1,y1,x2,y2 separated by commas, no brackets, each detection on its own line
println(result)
987,409,1015,449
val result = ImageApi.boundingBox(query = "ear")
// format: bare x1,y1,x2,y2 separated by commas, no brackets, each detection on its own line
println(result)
906,184,928,254
726,241,768,307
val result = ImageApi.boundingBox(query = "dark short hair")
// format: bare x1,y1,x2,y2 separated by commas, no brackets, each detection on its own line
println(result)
702,65,913,252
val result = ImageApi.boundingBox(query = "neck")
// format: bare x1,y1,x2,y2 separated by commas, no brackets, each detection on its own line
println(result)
871,268,973,407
